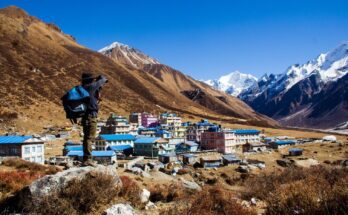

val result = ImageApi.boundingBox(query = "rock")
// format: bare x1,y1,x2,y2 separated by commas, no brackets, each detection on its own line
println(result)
140,188,150,203
29,164,120,198
104,203,136,215
251,197,257,205
179,177,201,190
127,167,150,178
276,159,293,167
145,201,157,210
236,165,249,173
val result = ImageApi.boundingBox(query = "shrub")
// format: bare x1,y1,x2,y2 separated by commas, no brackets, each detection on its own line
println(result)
119,175,142,206
182,186,255,215
243,165,348,215
25,172,120,214
149,182,190,203
0,171,41,195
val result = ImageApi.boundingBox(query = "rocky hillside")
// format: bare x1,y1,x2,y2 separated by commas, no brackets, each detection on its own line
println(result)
0,6,277,132
238,43,348,129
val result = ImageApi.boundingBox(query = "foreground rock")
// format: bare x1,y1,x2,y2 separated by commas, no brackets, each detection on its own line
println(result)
29,164,120,198
2,164,121,212
104,203,136,215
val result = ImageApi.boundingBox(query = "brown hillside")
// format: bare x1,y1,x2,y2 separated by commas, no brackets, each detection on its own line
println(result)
0,6,277,133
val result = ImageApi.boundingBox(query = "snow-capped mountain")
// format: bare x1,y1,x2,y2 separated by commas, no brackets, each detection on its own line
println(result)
239,41,348,129
204,71,258,96
99,42,160,69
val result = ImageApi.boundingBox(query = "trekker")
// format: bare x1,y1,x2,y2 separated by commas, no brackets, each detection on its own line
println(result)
81,73,108,166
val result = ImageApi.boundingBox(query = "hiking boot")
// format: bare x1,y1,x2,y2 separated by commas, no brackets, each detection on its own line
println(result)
82,159,97,167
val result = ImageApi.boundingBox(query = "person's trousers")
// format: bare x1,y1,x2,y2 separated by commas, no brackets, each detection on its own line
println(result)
82,115,97,162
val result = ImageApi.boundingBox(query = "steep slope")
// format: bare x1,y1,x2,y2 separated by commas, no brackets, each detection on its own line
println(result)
99,43,277,126
0,6,277,132
239,42,348,129
204,71,258,96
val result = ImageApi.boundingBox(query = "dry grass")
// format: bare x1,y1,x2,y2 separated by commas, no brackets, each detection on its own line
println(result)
119,175,143,207
2,158,59,174
243,165,348,214
0,158,60,201
162,186,255,215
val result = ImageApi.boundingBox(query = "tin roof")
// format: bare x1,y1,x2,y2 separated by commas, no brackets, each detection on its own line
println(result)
99,134,135,141
0,135,33,144
67,150,116,157
108,145,133,151
134,137,161,144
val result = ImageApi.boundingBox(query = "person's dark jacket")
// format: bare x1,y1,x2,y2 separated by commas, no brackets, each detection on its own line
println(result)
82,75,107,116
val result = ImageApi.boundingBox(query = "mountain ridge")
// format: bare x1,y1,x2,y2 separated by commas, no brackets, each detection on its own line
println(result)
0,6,277,132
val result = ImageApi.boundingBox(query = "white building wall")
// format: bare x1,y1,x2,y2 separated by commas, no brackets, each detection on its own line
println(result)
21,144,45,164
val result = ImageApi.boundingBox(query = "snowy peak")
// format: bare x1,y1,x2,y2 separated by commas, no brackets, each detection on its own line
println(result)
283,41,348,90
99,41,160,69
204,71,258,96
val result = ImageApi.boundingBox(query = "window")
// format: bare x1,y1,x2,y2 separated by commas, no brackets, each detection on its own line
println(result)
37,156,42,163
30,157,35,162
32,146,36,153
24,157,30,161
37,145,43,153
10,147,19,155
24,147,30,154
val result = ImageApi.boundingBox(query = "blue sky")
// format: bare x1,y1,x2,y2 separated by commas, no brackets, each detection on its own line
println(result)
1,0,348,80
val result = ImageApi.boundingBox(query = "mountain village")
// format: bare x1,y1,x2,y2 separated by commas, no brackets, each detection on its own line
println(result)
0,5,347,215
0,111,341,173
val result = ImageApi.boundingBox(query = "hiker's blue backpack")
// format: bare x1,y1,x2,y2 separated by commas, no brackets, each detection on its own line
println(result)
61,86,90,121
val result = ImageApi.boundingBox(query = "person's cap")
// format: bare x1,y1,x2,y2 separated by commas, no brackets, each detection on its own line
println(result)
81,73,95,81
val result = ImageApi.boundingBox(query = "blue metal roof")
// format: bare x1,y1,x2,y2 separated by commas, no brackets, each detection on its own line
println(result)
274,140,296,145
108,145,133,151
100,134,135,141
135,137,161,144
289,148,303,152
232,129,260,135
0,135,33,144
67,150,116,157
64,145,83,151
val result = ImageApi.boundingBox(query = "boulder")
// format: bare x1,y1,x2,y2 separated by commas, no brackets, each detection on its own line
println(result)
179,177,201,190
145,201,157,210
276,159,293,167
140,188,150,203
104,204,136,215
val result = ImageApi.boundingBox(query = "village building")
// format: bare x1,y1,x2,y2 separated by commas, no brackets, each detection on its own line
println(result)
100,114,130,134
63,145,83,156
67,150,117,164
268,140,297,149
158,153,178,163
134,137,173,157
222,154,241,165
242,142,267,153
201,129,261,154
182,154,198,165
155,129,172,138
95,134,135,151
186,119,216,142
200,155,222,168
129,112,142,125
138,127,157,137
175,141,199,153
141,112,159,127
288,148,303,156
160,113,182,127
0,135,45,164
107,145,133,156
